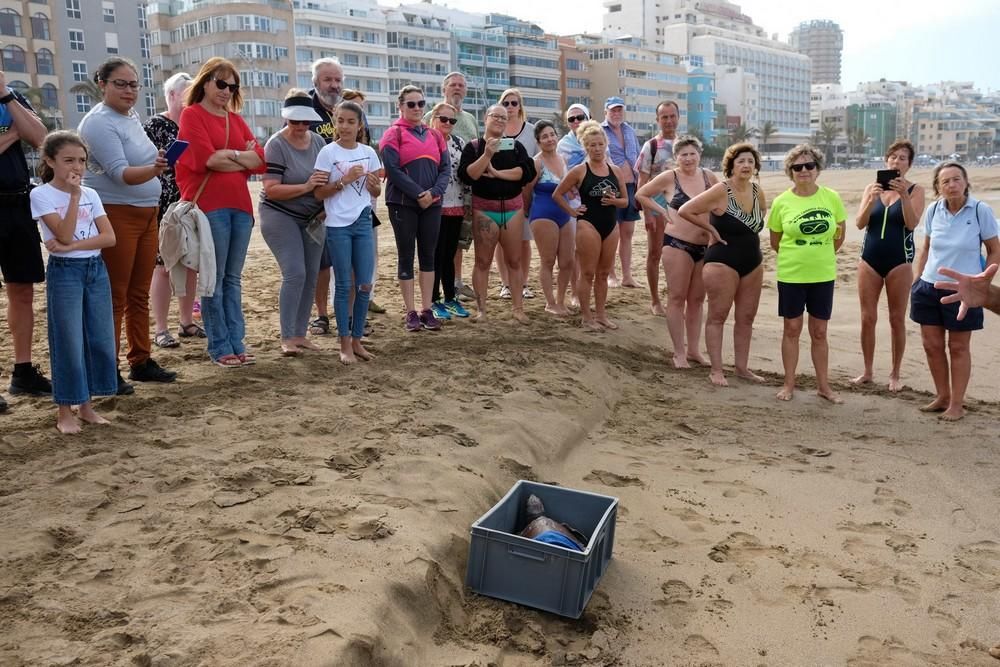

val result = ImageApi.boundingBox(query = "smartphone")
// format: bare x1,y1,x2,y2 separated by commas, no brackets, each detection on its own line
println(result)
498,137,515,151
876,169,899,188
164,140,190,166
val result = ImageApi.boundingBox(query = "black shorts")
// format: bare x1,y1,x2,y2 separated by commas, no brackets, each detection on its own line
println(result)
0,191,44,286
777,280,835,320
909,279,984,331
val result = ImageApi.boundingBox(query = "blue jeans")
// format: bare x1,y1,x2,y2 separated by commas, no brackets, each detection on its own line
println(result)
46,256,118,405
326,207,374,338
203,208,253,360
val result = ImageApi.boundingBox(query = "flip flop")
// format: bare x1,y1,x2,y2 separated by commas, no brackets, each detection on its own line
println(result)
213,354,242,368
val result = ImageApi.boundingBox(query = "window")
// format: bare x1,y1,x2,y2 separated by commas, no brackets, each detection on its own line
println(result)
76,93,90,113
145,92,156,119
65,0,81,20
137,5,147,29
102,0,115,23
0,9,21,37
140,33,149,58
106,32,118,54
35,48,55,75
41,83,58,109
275,47,288,59
142,63,153,88
31,13,49,40
69,29,84,51
72,61,87,82
1,46,26,73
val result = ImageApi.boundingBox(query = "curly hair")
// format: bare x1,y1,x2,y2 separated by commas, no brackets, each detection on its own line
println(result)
721,142,760,178
783,144,824,179
576,120,605,147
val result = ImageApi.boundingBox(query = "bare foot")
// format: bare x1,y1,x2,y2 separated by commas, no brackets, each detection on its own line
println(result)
775,386,794,401
672,354,690,369
938,407,966,421
295,339,322,352
512,310,529,324
473,311,488,322
621,278,639,288
735,369,766,383
339,351,358,365
687,352,707,366
548,304,570,316
568,296,580,309
887,375,903,392
850,373,872,386
607,275,621,288
582,318,603,331
817,388,844,404
281,343,300,357
77,404,109,425
650,302,666,316
352,342,375,361
919,398,949,413
595,316,618,330
988,645,1000,659
709,369,728,387
56,410,81,435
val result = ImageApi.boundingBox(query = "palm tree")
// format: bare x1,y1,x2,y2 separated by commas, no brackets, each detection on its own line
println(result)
22,87,60,131
847,127,870,160
759,120,777,156
729,124,756,144
70,80,102,113
550,111,569,137
816,120,840,165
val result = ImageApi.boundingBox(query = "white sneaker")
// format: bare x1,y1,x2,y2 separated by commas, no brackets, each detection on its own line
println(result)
522,286,535,299
499,284,512,299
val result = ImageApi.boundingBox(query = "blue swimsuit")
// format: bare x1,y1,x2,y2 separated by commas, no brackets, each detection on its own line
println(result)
529,163,571,228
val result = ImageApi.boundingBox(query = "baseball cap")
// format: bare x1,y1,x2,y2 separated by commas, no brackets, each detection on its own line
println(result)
604,96,625,109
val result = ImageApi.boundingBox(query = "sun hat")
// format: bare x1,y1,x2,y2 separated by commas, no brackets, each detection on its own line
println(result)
281,96,323,122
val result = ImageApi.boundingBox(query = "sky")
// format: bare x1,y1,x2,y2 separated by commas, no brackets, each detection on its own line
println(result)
433,0,1000,91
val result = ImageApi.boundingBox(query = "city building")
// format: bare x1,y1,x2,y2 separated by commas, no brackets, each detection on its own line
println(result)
603,0,811,151
712,64,759,140
486,14,561,122
847,102,896,159
148,0,296,139
912,105,1000,159
789,19,842,85
0,0,60,127
558,38,593,115
383,6,451,108
686,67,717,142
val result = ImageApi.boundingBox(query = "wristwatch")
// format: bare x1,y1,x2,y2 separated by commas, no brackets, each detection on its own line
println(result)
232,150,239,161
0,92,15,105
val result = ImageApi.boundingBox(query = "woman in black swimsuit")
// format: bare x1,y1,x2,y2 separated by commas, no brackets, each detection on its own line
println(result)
554,121,627,330
853,139,925,392
678,142,768,386
636,135,718,368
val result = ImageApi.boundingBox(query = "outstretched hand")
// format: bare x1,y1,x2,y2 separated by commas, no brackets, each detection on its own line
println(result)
935,264,999,320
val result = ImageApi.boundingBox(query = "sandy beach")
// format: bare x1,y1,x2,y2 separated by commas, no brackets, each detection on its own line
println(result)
2,167,1000,666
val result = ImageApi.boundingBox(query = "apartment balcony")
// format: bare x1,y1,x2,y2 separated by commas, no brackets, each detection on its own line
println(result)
486,77,509,90
388,42,450,57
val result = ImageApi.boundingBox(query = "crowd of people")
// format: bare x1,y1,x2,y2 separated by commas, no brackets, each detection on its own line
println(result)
0,60,998,430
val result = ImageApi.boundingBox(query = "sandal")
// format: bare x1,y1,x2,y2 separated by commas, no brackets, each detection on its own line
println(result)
213,354,242,368
154,330,180,349
178,322,206,338
237,352,256,366
309,315,330,335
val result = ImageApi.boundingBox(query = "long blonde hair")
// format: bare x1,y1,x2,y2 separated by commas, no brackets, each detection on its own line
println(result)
499,88,526,123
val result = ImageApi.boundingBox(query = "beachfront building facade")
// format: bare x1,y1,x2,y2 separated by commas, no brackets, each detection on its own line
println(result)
148,0,296,140
0,0,61,129
486,14,562,123
383,7,451,109
847,102,897,159
687,67,717,142
912,105,1000,160
558,38,594,116
452,25,510,123
789,19,842,85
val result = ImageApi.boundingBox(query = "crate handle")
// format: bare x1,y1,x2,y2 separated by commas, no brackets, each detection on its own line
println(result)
508,546,546,562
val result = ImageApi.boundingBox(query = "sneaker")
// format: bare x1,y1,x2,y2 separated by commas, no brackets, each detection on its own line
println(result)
430,301,452,320
128,358,177,383
9,364,52,396
444,299,470,318
405,310,421,332
419,309,442,331
522,286,535,299
457,284,476,302
116,373,135,396
499,284,512,299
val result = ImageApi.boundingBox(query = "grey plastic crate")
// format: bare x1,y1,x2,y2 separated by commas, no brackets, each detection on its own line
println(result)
465,480,618,618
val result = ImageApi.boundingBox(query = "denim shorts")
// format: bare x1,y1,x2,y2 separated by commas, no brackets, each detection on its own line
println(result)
910,279,983,331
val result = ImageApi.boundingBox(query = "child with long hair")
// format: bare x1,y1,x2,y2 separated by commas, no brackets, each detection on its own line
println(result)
30,131,118,433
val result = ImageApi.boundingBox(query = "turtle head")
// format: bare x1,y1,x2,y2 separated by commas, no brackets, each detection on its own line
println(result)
525,494,545,521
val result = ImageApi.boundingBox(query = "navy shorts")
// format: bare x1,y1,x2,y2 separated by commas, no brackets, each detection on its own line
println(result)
777,280,835,320
617,182,641,223
909,279,983,331
0,191,44,286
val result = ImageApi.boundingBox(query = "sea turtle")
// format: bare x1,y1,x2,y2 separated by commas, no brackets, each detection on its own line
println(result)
517,494,588,551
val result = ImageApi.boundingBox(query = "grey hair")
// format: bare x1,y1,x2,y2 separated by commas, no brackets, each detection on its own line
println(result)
311,57,342,84
443,71,466,86
162,71,192,106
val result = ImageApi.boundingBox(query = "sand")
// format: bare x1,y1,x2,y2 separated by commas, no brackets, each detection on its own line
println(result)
2,167,999,666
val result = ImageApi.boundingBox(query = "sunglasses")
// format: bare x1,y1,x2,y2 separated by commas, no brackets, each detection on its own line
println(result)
404,100,426,109
790,162,818,172
287,119,311,126
567,114,587,123
213,78,239,93
105,79,141,91
501,100,519,107
436,116,457,125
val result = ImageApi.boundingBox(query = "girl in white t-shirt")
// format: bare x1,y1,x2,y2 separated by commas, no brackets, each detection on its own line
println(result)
30,131,117,434
314,101,382,365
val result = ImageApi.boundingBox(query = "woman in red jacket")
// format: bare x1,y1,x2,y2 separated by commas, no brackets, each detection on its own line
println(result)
176,57,265,367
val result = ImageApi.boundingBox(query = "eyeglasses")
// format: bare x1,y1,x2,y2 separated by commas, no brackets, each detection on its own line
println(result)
486,113,507,121
567,114,587,123
287,120,311,126
501,100,519,108
105,79,141,91
436,116,457,125
790,162,818,172
404,100,426,109
213,79,240,93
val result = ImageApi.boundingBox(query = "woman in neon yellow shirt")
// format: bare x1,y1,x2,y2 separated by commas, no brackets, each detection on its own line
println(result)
768,144,846,403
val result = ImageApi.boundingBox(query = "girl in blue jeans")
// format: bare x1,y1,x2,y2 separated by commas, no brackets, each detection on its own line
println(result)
314,101,382,364
30,131,118,434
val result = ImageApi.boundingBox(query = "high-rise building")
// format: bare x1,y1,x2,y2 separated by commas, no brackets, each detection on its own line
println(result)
603,0,811,151
486,14,561,123
558,38,593,114
0,0,60,127
789,20,842,85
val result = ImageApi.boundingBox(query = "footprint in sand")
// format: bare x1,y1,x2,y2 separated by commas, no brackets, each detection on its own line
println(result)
655,580,695,629
873,486,912,517
584,469,644,488
703,479,767,499
624,523,680,552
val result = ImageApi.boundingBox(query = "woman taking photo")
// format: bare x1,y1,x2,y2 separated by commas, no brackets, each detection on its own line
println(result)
767,144,847,403
853,140,925,391
176,57,265,368
553,121,627,330
458,104,535,323
315,101,381,364
524,120,574,315
78,57,175,392
260,91,328,356
429,102,471,321
911,161,999,421
636,135,718,367
144,71,199,350
379,85,449,332
678,142,767,387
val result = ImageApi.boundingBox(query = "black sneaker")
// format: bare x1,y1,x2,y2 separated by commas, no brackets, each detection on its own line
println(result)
117,373,135,396
128,358,177,383
9,364,52,395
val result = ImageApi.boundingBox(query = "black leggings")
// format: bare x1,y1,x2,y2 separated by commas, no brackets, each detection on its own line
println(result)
433,215,462,302
387,204,442,280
